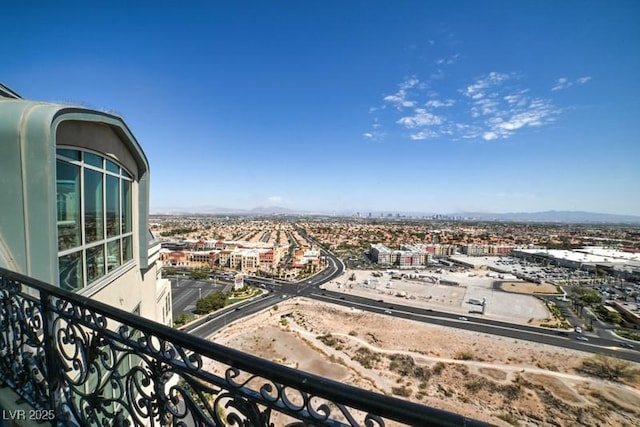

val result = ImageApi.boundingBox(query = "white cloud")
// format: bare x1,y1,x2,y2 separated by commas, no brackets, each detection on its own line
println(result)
383,77,427,109
482,132,498,141
503,90,529,107
470,98,499,117
425,99,455,108
552,76,590,91
370,69,563,143
383,89,415,109
397,108,443,128
410,130,437,140
552,77,571,91
399,78,420,90
363,130,385,141
464,72,511,99
436,54,460,66
482,98,558,139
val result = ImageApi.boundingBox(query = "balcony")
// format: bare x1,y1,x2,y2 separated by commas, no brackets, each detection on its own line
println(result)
0,266,490,426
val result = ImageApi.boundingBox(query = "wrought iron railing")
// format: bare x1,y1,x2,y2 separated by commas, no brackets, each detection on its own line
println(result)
0,267,491,426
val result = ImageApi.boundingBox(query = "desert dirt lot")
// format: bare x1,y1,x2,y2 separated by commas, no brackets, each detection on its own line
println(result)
207,299,640,427
323,268,551,324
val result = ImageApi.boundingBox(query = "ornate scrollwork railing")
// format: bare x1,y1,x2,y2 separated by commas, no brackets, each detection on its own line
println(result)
0,267,491,426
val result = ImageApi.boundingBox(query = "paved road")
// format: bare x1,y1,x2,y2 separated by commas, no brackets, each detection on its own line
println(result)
170,278,229,318
307,290,640,363
172,243,640,364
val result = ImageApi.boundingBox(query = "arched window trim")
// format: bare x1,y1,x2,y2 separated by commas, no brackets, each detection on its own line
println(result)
56,147,134,291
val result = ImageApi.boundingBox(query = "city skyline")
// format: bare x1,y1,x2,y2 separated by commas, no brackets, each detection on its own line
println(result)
3,1,639,215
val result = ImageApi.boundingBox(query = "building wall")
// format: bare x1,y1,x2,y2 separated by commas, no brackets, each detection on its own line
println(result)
0,96,169,326
371,243,430,266
0,101,59,282
56,120,139,178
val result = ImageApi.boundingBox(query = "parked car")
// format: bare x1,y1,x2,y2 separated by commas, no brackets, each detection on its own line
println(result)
575,326,583,334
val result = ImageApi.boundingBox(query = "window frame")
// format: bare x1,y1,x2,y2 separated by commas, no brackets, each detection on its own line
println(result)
56,147,134,291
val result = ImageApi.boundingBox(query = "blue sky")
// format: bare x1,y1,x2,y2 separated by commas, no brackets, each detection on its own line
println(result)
3,1,639,215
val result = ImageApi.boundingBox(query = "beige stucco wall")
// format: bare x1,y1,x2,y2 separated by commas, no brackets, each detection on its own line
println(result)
86,262,168,322
56,120,139,179
55,119,168,322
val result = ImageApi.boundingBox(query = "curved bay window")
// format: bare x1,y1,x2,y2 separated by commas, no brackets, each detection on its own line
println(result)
56,148,133,291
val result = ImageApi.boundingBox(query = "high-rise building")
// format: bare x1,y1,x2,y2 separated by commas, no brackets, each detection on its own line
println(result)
0,84,171,325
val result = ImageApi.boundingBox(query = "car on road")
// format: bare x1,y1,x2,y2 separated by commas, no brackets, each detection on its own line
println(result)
377,299,384,303
576,336,589,342
339,296,346,300
384,310,393,314
619,342,635,349
458,316,468,321
575,326,583,334
556,331,569,337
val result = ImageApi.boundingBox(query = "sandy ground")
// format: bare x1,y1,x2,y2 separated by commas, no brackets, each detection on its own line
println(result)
498,281,559,294
206,299,640,427
325,269,551,324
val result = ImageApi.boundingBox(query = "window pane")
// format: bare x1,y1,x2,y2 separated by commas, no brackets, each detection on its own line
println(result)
86,245,105,283
123,180,132,233
57,149,80,161
84,152,102,168
105,159,119,173
59,251,83,291
106,175,120,237
84,169,104,243
123,236,133,262
56,160,81,251
107,240,121,272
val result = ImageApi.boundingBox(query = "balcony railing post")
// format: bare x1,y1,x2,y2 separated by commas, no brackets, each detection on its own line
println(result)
39,290,61,425
1,266,493,427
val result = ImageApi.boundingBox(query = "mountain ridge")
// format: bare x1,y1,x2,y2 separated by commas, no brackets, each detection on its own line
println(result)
150,206,640,224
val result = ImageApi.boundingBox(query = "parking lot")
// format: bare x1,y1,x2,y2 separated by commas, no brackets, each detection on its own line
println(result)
324,267,549,323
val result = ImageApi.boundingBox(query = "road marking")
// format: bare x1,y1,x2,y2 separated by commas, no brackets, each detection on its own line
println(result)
190,294,280,334
308,293,592,342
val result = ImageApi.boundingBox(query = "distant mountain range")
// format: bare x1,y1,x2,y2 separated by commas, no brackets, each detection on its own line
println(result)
151,205,299,215
453,210,640,224
150,206,640,224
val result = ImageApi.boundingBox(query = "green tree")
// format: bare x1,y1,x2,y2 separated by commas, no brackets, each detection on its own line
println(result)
571,287,601,305
173,313,195,327
195,291,228,314
191,270,209,280
580,292,602,305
